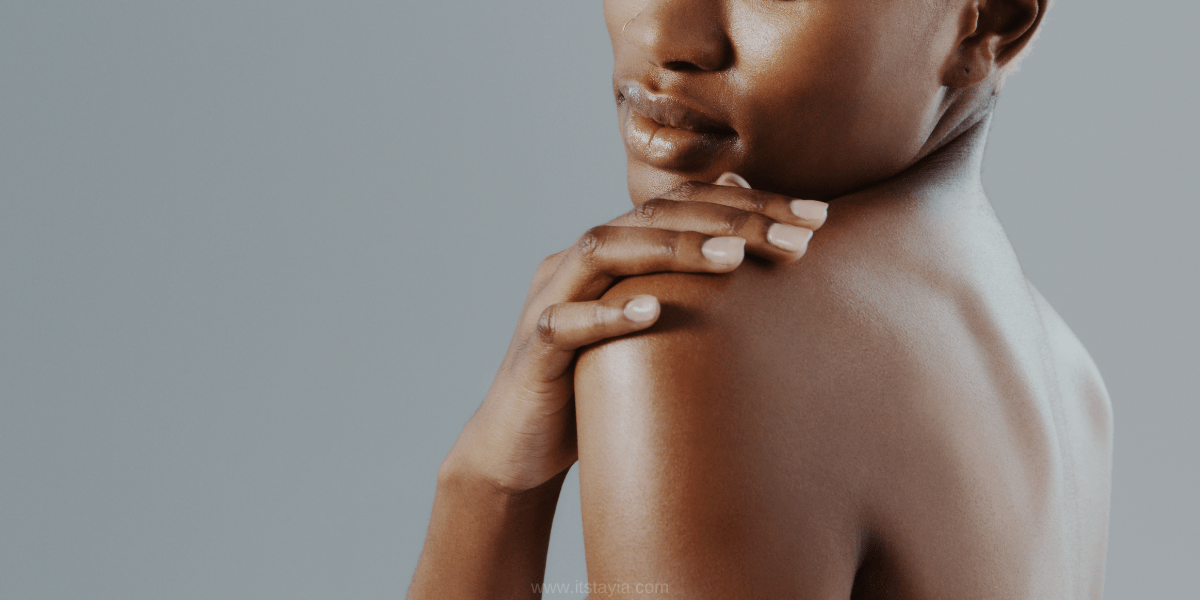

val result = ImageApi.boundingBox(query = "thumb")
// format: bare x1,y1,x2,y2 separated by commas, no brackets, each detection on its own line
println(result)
715,172,752,189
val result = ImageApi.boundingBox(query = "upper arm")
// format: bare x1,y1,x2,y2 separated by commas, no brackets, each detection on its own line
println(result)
572,271,864,598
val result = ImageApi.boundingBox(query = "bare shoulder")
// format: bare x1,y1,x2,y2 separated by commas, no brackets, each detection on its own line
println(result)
572,226,914,596
573,193,1112,597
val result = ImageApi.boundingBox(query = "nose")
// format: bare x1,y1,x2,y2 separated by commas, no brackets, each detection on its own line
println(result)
622,1,732,72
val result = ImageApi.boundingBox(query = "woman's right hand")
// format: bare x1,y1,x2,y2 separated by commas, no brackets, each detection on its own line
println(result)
440,173,829,494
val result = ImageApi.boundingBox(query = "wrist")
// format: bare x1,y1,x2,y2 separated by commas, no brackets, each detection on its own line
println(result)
434,447,570,544
439,422,508,494
439,436,556,501
440,441,570,516
412,442,569,600
441,408,573,495
437,444,498,497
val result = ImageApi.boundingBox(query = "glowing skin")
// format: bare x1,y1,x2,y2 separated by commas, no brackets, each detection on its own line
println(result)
613,0,959,200
409,0,1111,598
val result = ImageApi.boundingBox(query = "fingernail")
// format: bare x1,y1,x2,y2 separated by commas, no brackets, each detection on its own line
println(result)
715,172,751,189
624,295,659,322
701,236,746,265
790,200,828,224
767,223,813,253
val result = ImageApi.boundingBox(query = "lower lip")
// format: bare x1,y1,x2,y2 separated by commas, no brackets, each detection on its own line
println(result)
621,106,736,171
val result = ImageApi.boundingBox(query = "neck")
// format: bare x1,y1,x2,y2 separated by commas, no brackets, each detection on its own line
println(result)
871,108,993,202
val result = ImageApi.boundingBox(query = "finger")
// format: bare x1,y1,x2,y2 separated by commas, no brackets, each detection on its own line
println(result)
517,295,662,383
661,180,828,230
715,171,752,188
537,226,745,302
535,295,661,352
608,199,812,263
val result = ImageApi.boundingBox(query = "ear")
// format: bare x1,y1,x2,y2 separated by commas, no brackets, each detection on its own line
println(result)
942,0,1047,88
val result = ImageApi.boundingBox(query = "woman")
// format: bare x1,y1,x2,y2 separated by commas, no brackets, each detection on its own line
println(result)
409,0,1112,597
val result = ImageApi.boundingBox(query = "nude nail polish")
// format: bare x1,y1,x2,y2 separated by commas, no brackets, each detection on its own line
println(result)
715,172,752,189
767,223,813,252
702,236,746,265
790,200,828,224
624,295,659,322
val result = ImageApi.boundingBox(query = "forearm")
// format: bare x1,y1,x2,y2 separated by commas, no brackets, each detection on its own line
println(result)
407,453,568,600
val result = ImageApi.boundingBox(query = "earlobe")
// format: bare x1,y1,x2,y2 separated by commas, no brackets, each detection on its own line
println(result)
941,3,993,89
941,0,1045,89
943,50,992,89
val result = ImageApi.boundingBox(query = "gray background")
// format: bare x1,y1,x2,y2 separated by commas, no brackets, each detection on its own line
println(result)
1,1,1195,598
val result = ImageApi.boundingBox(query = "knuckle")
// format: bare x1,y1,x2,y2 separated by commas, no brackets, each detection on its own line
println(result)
535,305,560,345
747,195,769,214
663,231,685,260
574,227,606,260
588,303,610,331
632,199,660,223
723,209,753,235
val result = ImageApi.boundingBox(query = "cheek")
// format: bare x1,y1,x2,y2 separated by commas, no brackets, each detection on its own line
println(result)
731,12,944,198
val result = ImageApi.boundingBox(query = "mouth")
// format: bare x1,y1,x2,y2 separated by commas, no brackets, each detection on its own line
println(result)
617,82,737,171
618,83,735,136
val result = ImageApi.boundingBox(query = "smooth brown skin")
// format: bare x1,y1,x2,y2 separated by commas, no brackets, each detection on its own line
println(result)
409,0,1113,598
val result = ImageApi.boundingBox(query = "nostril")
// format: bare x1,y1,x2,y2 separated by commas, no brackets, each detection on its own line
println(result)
663,60,705,73
620,5,733,74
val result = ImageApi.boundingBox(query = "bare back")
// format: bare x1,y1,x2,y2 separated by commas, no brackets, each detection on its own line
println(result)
575,179,1112,598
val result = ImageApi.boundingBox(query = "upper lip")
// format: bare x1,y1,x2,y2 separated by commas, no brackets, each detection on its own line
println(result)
619,82,734,135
